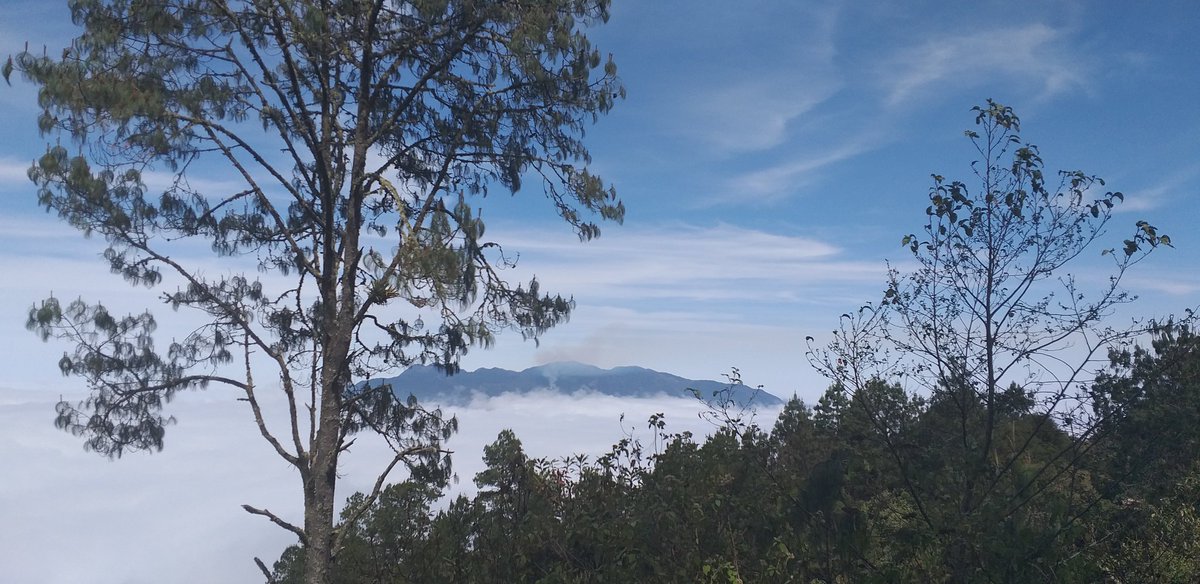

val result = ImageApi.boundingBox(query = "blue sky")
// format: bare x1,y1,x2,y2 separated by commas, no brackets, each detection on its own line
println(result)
1,1,1197,396
1,2,1198,581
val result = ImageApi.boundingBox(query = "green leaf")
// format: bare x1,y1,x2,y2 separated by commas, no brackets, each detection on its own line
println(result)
2,56,12,86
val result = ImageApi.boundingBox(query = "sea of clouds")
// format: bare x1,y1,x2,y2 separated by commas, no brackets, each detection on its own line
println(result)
1,385,783,584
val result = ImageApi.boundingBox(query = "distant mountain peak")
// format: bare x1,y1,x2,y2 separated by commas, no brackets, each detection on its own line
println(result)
521,361,608,377
368,362,782,407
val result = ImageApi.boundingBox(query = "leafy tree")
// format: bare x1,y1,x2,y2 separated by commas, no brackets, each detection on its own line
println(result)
1082,325,1200,581
273,478,445,584
768,397,826,488
236,98,1200,583
468,429,554,582
809,100,1178,580
1088,472,1200,583
1091,325,1200,494
11,1,623,582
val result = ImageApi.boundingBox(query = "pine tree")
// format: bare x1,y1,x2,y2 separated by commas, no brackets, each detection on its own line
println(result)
12,1,623,581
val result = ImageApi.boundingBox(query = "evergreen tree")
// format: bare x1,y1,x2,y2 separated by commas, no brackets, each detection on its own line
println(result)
12,1,623,582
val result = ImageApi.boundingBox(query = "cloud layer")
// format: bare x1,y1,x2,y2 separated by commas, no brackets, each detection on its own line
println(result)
0,386,782,584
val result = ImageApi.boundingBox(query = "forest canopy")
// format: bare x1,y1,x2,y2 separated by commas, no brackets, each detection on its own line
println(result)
269,104,1198,583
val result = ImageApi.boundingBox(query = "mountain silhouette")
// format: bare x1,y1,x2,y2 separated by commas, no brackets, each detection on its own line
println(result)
365,361,783,407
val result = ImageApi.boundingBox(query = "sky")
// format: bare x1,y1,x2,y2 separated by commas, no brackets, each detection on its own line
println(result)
1,1,1198,582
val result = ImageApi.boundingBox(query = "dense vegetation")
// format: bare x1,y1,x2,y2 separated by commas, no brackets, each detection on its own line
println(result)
270,326,1200,583
269,102,1196,583
10,0,1192,581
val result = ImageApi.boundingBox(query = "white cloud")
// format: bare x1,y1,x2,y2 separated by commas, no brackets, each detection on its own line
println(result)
660,2,843,157
715,137,878,203
0,157,31,185
880,24,1089,108
140,168,251,198
0,387,299,584
0,385,783,584
492,222,883,304
0,215,853,417
0,211,875,395
682,78,842,155
430,220,879,391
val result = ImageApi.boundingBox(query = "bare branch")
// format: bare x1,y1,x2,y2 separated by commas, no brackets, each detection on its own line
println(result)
242,504,307,545
254,557,277,584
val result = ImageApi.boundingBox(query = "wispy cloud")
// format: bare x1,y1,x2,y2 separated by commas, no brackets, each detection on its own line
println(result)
463,222,887,394
1116,163,1200,214
0,214,82,241
713,137,878,204
493,222,884,304
659,2,843,157
0,157,31,186
681,78,842,155
1135,278,1200,297
526,304,827,383
0,217,870,394
880,24,1089,108
455,221,889,394
1,154,251,200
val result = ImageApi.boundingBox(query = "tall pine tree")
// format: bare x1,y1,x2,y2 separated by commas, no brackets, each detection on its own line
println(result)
11,1,623,582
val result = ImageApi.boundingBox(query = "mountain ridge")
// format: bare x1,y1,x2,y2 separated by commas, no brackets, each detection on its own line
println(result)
366,361,784,407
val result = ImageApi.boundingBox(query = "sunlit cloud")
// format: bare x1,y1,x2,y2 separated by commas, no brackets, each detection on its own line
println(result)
0,216,873,397
139,168,252,198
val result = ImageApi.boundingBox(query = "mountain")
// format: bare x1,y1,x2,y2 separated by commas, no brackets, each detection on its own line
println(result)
365,361,784,407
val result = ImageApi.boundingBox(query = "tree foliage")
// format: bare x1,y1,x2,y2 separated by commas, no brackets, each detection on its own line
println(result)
12,1,623,582
286,333,1200,583
806,100,1183,580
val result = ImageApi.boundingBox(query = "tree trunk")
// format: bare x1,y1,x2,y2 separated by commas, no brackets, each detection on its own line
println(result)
303,364,346,584
302,474,336,584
